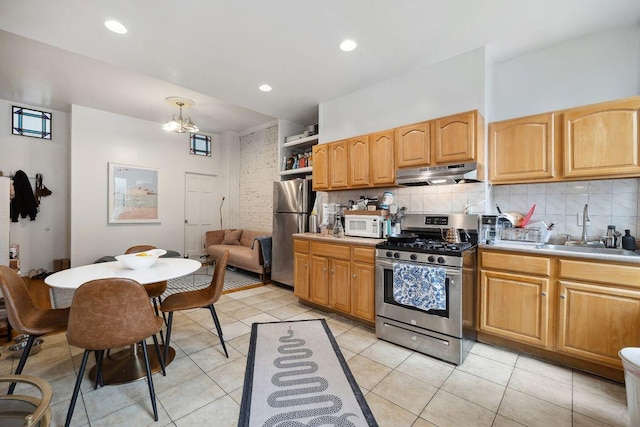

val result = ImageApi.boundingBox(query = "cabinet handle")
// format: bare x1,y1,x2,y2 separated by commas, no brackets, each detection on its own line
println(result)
352,274,357,278
541,292,547,297
323,268,327,271
560,294,566,299
330,269,334,273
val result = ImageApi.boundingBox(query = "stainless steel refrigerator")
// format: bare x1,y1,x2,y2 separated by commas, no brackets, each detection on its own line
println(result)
272,179,315,286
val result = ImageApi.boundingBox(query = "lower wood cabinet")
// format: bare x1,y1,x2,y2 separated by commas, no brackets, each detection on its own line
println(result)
479,248,640,377
479,270,550,347
294,237,376,323
557,258,640,368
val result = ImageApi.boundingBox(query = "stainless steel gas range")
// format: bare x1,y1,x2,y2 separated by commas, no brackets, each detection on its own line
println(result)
375,213,479,365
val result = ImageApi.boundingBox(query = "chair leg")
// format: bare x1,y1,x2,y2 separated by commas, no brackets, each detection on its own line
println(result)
152,334,165,376
140,340,159,421
152,297,166,345
94,350,105,389
8,334,37,394
66,350,90,427
163,312,174,363
209,305,228,358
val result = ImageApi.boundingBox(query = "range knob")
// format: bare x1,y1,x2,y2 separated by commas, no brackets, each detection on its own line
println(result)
428,256,435,263
386,251,393,258
410,254,417,261
437,257,445,264
393,252,401,259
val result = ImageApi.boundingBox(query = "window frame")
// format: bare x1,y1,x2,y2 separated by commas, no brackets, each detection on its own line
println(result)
11,105,52,140
190,133,212,157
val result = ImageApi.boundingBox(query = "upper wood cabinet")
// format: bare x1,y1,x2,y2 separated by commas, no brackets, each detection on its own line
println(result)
348,135,370,187
434,111,477,164
329,140,348,189
395,122,431,168
370,130,396,186
311,144,330,191
488,95,640,184
489,113,559,183
563,98,640,179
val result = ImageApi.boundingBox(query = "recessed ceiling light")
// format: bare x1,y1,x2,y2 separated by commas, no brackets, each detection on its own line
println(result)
259,84,272,92
105,20,127,34
339,39,357,52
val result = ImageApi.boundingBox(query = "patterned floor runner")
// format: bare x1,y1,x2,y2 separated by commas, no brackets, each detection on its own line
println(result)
239,319,378,426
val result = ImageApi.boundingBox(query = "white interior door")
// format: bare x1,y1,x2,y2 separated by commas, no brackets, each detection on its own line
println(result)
184,173,218,259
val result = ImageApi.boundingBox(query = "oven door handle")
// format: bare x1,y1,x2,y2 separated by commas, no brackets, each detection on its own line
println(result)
376,259,462,277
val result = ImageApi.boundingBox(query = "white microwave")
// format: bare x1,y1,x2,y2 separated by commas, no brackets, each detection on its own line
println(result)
344,215,384,238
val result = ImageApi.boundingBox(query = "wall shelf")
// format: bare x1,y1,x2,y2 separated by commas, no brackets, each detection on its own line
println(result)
283,135,319,149
280,166,312,176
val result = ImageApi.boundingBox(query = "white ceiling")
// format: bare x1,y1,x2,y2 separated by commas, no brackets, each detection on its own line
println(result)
0,0,639,134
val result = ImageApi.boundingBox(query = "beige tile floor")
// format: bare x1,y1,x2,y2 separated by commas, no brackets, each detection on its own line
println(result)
0,283,631,427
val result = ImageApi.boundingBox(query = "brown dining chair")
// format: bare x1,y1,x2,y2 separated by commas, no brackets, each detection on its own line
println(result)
0,374,52,426
124,245,167,322
0,266,70,395
64,278,165,427
161,250,230,361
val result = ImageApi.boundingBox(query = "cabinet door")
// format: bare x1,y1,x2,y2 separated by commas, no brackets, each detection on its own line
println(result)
434,111,476,164
310,256,329,305
351,261,375,321
479,270,550,347
395,122,431,168
370,130,396,186
348,135,370,187
558,280,640,368
488,113,558,183
563,98,640,178
312,144,330,190
329,141,348,189
329,259,351,313
293,252,310,299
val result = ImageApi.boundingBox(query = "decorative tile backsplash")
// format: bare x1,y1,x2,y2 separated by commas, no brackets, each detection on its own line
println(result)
325,177,640,241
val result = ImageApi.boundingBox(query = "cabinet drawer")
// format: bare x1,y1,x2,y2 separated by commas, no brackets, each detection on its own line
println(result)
294,239,310,253
559,259,640,288
311,242,351,259
352,246,375,264
481,251,550,276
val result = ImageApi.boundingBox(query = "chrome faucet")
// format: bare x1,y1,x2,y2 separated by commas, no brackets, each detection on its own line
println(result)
581,204,590,244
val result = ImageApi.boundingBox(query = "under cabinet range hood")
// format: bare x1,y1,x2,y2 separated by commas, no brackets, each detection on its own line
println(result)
396,162,479,186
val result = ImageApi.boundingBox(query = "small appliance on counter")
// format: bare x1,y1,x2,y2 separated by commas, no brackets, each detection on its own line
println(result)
344,213,384,238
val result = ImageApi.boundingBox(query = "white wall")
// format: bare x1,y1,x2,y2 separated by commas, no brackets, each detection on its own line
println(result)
70,105,230,266
0,99,70,272
486,23,640,239
320,47,486,143
218,131,240,230
491,23,640,121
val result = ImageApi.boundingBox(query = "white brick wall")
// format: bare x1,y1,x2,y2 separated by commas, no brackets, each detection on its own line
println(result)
239,125,279,232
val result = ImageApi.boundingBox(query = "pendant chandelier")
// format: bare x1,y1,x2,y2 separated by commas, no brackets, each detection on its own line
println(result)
162,97,199,133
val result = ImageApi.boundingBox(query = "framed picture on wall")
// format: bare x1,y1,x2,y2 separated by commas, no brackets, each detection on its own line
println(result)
108,163,160,224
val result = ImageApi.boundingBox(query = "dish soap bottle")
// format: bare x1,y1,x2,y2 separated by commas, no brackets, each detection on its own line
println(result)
333,214,344,238
622,229,636,250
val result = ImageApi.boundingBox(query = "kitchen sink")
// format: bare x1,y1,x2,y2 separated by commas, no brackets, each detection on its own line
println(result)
537,244,639,256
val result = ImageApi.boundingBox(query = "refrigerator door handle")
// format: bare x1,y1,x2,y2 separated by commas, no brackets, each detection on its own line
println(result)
298,214,305,233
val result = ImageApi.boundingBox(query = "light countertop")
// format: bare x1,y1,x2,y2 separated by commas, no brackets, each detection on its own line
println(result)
480,242,640,265
293,233,384,247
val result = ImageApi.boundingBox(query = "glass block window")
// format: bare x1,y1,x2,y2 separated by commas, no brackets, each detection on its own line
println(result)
12,106,52,139
190,133,211,157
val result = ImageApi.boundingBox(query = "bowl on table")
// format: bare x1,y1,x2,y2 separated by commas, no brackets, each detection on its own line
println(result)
115,249,167,270
9,338,44,358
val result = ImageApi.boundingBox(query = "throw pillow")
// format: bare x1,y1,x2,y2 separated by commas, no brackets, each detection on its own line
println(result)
223,229,242,245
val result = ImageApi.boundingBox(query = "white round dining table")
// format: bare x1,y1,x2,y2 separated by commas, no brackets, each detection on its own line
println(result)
45,257,201,385
45,258,201,289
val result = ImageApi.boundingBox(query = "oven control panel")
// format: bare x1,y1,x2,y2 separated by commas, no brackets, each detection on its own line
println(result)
376,249,462,268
